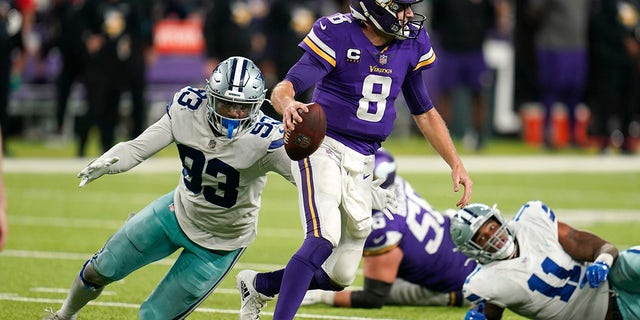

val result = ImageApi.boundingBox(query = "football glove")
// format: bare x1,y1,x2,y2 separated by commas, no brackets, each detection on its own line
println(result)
371,176,397,218
465,302,486,320
580,261,610,289
77,157,119,187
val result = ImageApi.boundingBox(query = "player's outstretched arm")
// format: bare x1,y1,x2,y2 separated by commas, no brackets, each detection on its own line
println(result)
77,157,120,187
413,109,472,208
76,115,175,188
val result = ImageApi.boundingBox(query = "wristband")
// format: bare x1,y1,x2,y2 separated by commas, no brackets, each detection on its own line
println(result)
595,253,614,266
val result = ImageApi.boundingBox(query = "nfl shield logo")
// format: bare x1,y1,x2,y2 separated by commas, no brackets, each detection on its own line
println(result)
378,54,388,65
208,140,217,149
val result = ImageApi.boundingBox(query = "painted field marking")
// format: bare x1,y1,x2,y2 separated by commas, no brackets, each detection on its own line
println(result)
0,294,397,320
6,155,640,173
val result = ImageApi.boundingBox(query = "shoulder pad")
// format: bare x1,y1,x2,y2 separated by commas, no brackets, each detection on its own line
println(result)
169,86,208,112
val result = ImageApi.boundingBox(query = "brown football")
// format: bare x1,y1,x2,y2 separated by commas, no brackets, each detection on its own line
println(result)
284,102,327,161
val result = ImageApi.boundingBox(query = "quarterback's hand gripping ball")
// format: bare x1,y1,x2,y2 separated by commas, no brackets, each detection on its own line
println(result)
284,102,326,161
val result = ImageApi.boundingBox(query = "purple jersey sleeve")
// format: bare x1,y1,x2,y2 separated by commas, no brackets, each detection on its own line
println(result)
364,178,476,292
284,53,330,95
294,12,437,155
402,72,434,115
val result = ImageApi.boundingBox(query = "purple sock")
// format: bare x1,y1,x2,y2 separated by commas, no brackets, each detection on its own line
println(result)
273,237,332,319
255,269,284,297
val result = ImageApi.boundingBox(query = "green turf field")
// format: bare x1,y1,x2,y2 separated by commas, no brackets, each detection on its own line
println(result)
2,133,619,158
1,164,639,319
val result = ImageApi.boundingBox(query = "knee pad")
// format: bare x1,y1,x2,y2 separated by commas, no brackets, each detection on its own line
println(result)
322,234,369,287
81,259,110,289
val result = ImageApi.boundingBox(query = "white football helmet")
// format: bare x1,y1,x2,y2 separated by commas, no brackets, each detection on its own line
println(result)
206,56,266,139
450,203,516,265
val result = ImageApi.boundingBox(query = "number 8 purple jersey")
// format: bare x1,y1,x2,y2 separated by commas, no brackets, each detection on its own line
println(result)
298,13,437,153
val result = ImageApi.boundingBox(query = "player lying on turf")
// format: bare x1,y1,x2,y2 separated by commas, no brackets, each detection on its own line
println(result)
43,56,297,320
301,148,476,308
451,201,640,320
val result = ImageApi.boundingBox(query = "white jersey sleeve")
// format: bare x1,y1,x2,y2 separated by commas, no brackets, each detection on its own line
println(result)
99,114,174,173
463,201,610,320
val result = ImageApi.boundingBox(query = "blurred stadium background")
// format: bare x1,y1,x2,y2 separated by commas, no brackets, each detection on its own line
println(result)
3,0,639,156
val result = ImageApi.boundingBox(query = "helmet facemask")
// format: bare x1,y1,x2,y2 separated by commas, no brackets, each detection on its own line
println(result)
466,218,516,263
206,57,266,139
351,0,426,40
451,204,516,265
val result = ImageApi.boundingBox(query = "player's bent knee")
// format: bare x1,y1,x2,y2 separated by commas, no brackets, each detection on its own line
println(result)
326,259,359,287
139,301,163,320
88,250,125,284
81,260,111,288
295,237,334,267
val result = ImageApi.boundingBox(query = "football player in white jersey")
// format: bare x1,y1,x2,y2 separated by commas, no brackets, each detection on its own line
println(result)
450,201,640,320
44,56,296,320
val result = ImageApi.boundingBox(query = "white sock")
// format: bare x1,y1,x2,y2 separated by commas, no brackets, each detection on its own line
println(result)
58,274,103,319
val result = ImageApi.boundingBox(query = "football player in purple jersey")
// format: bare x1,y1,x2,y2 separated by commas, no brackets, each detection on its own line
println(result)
301,148,476,309
235,1,472,319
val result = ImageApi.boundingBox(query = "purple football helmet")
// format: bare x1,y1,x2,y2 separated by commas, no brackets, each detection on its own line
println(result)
350,0,426,39
374,148,397,189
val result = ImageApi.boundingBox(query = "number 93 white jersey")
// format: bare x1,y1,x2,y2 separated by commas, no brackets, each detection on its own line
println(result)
463,201,610,320
99,86,295,251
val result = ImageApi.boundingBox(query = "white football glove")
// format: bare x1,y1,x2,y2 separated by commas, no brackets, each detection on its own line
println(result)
371,176,397,220
77,157,119,187
301,290,335,306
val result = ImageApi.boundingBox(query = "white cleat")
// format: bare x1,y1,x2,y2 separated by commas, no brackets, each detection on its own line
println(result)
41,308,77,320
236,270,273,320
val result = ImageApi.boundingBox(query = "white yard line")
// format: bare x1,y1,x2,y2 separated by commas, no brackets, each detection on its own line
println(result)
5,154,640,173
396,154,640,173
0,294,397,320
